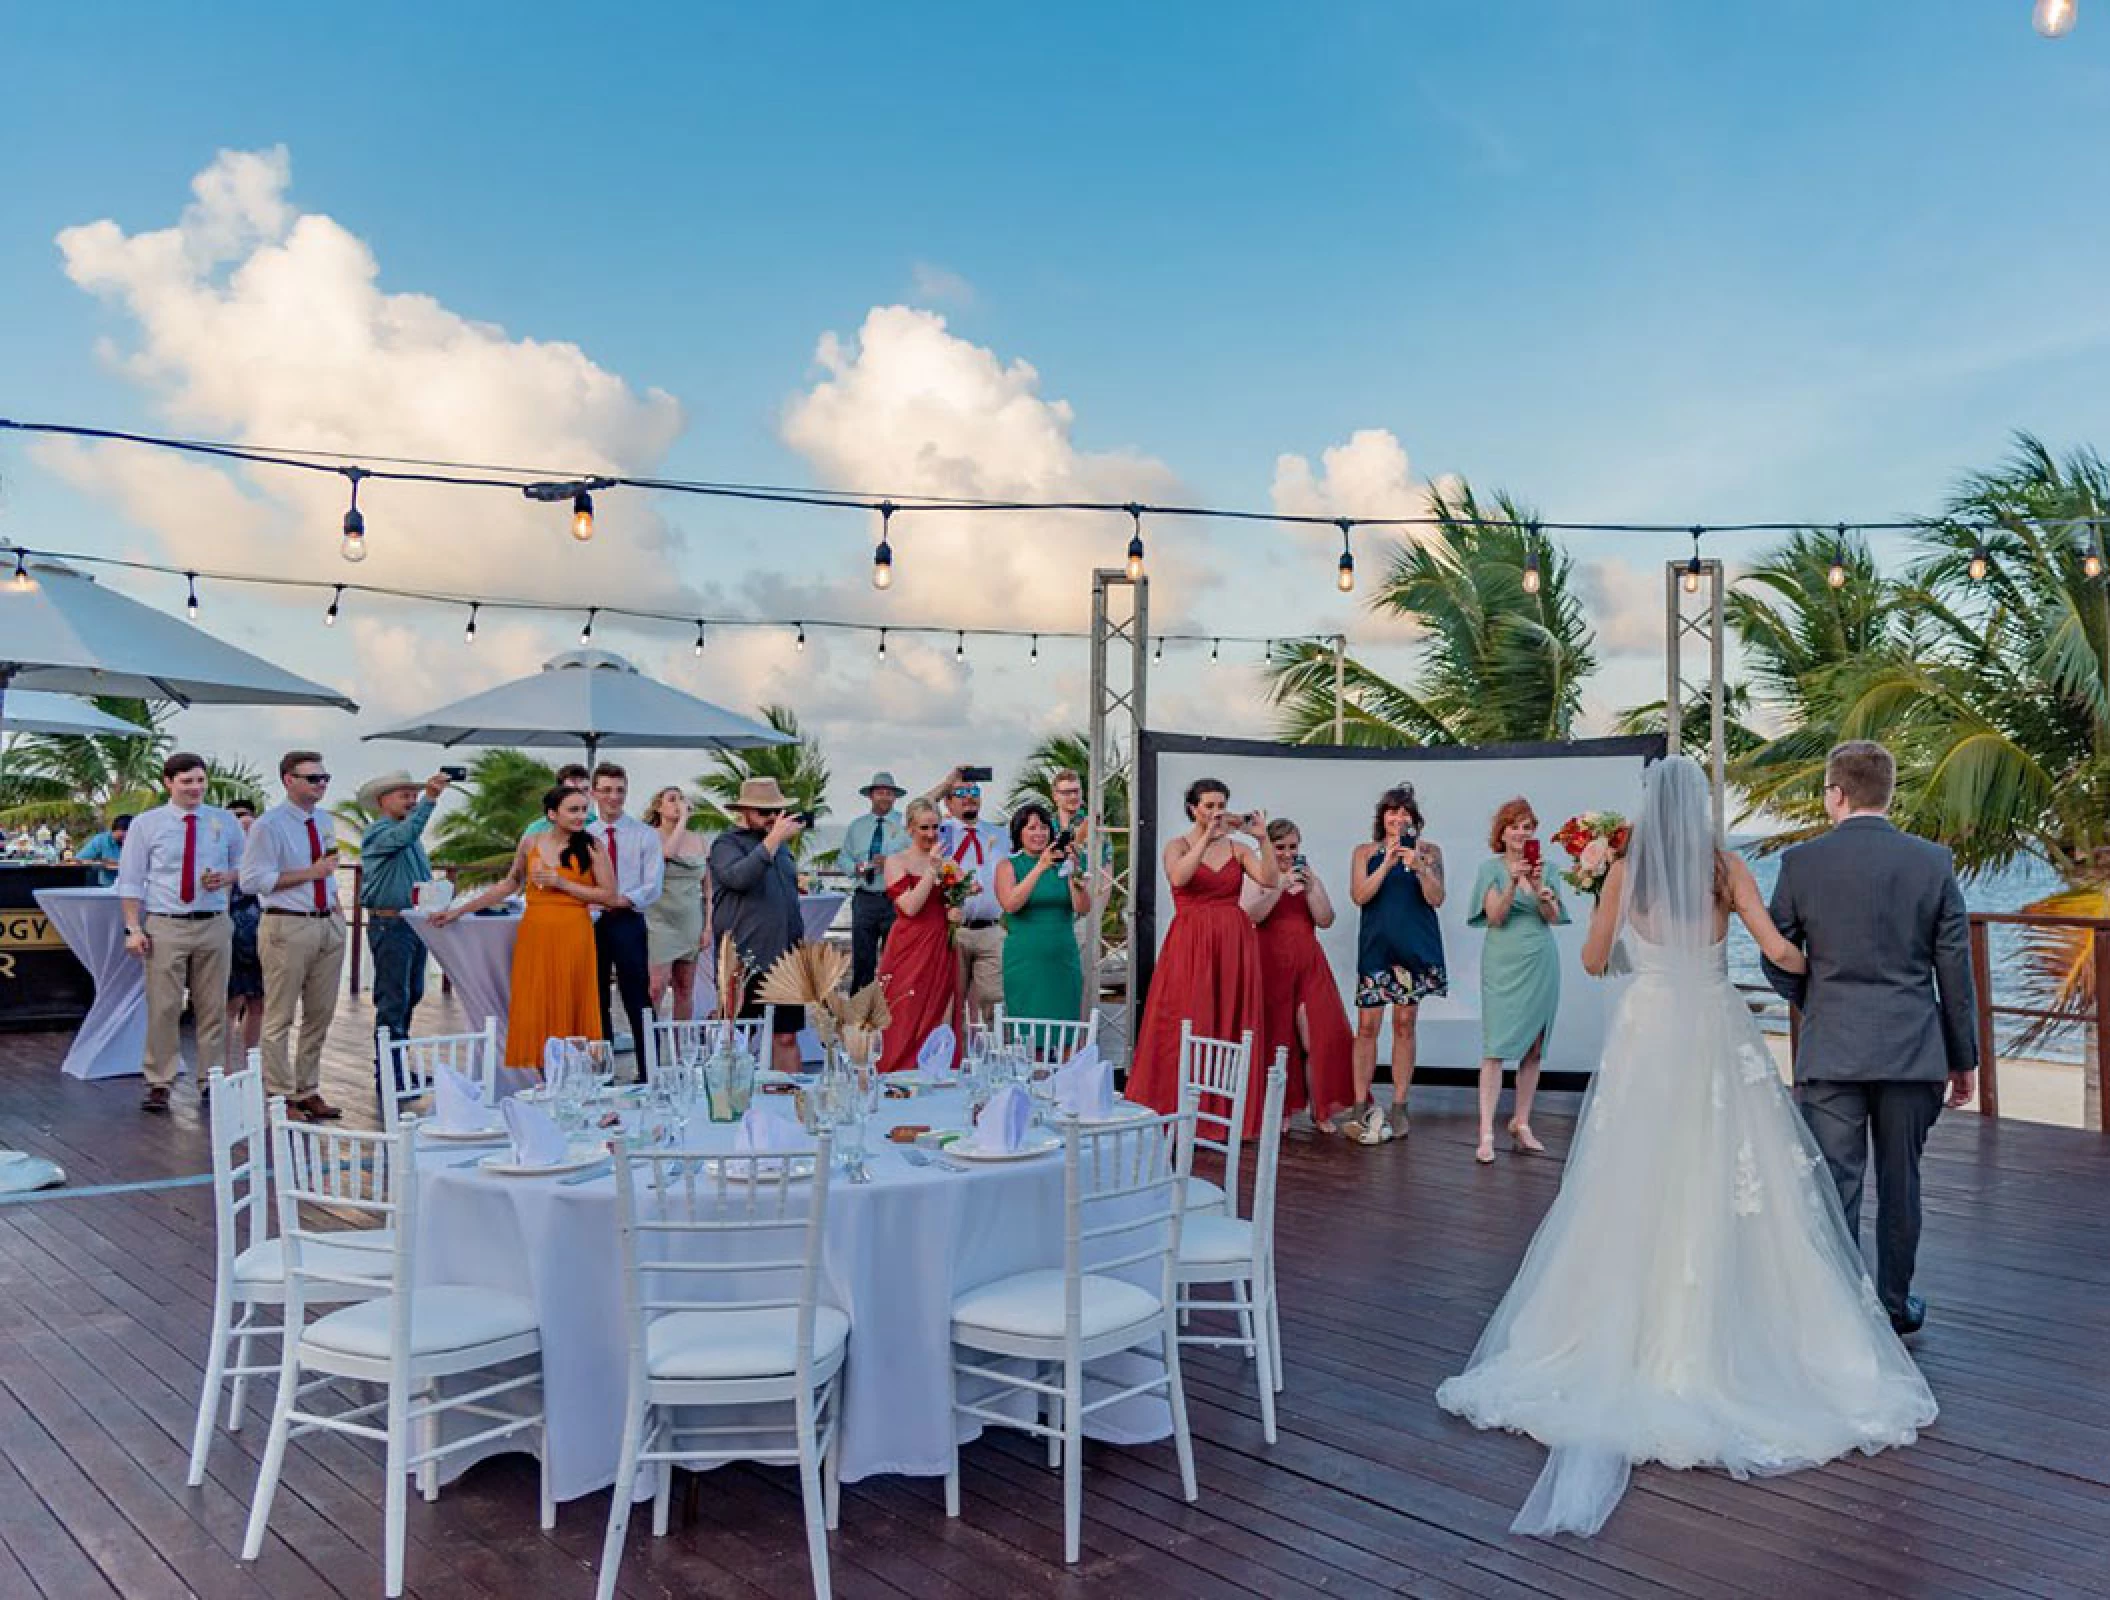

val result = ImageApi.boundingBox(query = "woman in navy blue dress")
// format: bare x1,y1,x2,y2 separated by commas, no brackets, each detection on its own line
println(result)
1345,783,1447,1145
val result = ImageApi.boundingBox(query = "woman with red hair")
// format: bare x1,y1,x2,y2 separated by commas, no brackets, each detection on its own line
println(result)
1467,797,1568,1164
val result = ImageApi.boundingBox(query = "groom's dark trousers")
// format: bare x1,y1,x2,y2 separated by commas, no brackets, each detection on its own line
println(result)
1762,814,1977,1320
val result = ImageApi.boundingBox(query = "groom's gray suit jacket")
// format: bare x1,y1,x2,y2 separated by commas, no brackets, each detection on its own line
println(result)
1761,815,1977,1083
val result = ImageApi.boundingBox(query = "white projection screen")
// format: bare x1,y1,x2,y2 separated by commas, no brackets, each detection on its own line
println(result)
1136,733,1665,1083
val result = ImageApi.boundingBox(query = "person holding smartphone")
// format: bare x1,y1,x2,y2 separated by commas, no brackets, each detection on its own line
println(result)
1347,783,1448,1144
357,767,457,1096
1468,797,1569,1164
239,750,351,1121
1243,818,1357,1134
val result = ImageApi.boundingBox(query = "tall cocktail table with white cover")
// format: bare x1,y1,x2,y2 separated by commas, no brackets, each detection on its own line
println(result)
33,887,155,1079
413,1086,1170,1500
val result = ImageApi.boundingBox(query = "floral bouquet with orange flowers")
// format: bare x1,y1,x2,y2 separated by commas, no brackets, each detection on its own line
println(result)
1552,811,1631,899
933,856,976,915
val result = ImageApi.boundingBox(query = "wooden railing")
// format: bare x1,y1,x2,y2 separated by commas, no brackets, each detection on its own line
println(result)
1968,910,2110,1124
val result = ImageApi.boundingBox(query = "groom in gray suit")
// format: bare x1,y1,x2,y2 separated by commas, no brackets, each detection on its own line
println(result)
1762,740,1978,1337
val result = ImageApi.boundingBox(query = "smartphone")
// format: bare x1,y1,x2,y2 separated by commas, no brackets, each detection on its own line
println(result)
1523,838,1542,868
959,765,994,784
440,765,469,782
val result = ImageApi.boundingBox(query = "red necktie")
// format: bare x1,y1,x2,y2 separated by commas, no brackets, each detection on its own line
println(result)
607,826,617,876
179,812,197,904
306,817,328,912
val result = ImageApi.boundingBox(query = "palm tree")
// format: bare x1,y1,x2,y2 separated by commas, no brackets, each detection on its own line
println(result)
0,697,173,829
432,749,558,881
1264,484,1597,746
695,706,831,862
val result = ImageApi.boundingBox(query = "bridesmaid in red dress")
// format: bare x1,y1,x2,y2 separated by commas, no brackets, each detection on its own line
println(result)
875,799,963,1073
1127,777,1275,1117
1243,817,1357,1134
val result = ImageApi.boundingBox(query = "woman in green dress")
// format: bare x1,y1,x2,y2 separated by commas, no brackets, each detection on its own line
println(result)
1468,797,1569,1165
994,801,1091,1040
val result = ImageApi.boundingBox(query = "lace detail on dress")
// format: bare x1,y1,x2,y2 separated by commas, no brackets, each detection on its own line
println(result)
1733,1140,1763,1217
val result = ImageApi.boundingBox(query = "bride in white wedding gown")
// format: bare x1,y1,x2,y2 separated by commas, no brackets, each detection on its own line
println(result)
1436,756,1937,1537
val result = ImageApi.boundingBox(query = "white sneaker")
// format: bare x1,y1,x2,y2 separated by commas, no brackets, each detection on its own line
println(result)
1352,1102,1392,1146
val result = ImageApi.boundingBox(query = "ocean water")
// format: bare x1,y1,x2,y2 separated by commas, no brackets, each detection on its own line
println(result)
1726,842,2074,1060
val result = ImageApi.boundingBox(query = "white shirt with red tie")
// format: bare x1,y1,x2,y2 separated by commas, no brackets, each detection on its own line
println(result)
937,816,1008,924
239,799,343,914
588,812,665,913
114,801,241,915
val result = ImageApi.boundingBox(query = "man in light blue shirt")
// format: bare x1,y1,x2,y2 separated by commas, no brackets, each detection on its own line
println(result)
358,768,454,1090
75,814,132,880
843,771,909,989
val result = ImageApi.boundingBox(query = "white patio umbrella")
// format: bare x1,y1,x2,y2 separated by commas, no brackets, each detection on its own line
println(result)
364,648,792,766
0,557,359,715
0,691,153,738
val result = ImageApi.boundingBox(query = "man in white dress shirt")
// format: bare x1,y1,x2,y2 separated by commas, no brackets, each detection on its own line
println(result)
239,750,347,1121
587,763,665,1074
927,766,1008,1031
116,752,242,1114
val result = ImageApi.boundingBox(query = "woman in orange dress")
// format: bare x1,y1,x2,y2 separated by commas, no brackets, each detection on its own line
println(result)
431,785,618,1069
1243,817,1357,1135
875,799,963,1073
1126,777,1274,1118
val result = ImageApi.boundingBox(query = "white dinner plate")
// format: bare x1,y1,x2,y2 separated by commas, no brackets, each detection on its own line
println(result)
419,1124,508,1144
1072,1099,1151,1126
696,1154,818,1183
476,1144,606,1178
949,1131,1063,1162
886,1071,956,1090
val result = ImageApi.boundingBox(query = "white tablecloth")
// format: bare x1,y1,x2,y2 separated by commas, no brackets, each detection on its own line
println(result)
413,1086,1170,1500
34,887,153,1080
800,892,846,942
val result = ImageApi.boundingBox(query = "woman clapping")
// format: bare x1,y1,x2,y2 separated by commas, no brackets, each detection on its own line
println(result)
875,799,964,1073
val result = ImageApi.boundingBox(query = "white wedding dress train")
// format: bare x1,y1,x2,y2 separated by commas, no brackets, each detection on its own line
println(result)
1436,933,1938,1537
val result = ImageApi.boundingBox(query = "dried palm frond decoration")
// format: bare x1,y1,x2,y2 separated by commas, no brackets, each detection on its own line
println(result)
715,933,749,1053
838,978,893,1064
757,941,890,1058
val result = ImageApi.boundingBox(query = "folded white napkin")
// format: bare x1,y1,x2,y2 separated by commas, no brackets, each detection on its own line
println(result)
1053,1053,1114,1120
917,1023,957,1076
502,1095,569,1167
733,1106,810,1155
433,1064,492,1134
972,1083,1032,1154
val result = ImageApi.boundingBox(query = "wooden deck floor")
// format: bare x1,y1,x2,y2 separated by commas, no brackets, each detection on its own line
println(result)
2,991,2107,1599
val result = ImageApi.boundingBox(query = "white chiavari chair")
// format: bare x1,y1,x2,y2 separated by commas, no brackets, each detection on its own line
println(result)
377,1018,500,1134
1178,1022,1255,1220
992,1004,1101,1064
640,1004,776,1080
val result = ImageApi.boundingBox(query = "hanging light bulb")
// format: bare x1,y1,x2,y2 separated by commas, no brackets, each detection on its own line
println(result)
877,627,888,660
324,584,342,627
1522,522,1543,596
1153,636,1164,663
2035,0,2078,36
580,606,597,645
1125,505,1146,581
464,602,479,645
1030,633,1039,663
2086,547,2104,581
570,489,596,543
1682,529,1703,595
12,548,32,590
1827,524,1849,590
1210,637,1220,665
340,469,368,563
1968,539,1991,582
795,623,806,652
1335,520,1356,593
693,619,706,656
955,631,966,662
872,502,895,590
185,572,200,621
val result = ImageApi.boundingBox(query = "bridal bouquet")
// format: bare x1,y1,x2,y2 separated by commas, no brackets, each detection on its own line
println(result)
1552,811,1631,898
933,857,976,915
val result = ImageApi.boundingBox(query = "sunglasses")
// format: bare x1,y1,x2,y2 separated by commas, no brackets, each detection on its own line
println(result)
951,786,981,799
293,772,331,784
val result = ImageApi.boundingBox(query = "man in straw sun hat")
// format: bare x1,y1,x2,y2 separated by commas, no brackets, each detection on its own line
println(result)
358,766,457,1095
707,775,808,1073
844,770,910,989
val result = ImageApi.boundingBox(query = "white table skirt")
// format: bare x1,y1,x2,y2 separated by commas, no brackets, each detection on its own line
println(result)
34,887,155,1080
413,1087,1170,1499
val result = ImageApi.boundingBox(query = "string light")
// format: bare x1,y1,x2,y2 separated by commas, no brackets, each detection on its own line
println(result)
1683,528,1703,595
1211,637,1220,665
570,489,595,543
795,622,806,652
1335,519,1355,593
2035,0,2078,37
185,571,199,620
1522,522,1543,596
1154,637,1164,663
872,502,895,591
877,627,888,659
1030,633,1039,662
1968,538,1991,583
464,602,479,644
324,584,342,626
1125,504,1146,582
580,606,597,645
955,630,966,661
693,618,706,655
1827,524,1849,591
2086,549,2104,581
340,469,367,564
11,549,31,590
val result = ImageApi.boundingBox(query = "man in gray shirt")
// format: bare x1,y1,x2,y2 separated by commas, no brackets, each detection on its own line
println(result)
708,776,807,1072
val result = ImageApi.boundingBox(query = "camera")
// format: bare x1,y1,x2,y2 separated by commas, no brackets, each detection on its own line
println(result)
958,765,993,784
439,765,468,783
1052,823,1078,855
1292,853,1308,872
792,810,819,829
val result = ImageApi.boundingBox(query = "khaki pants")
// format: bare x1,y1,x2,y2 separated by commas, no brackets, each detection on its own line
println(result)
955,921,1006,1030
259,914,345,1100
142,914,232,1088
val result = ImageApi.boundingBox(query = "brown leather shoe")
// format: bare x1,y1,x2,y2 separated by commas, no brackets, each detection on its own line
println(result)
300,1094,344,1122
141,1085,172,1114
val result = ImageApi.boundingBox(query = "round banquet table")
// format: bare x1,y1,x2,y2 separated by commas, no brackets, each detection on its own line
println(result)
33,887,155,1080
409,894,845,1064
413,1085,1171,1500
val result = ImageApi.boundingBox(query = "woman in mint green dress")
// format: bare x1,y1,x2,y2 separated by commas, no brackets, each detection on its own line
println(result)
994,801,1091,1038
1468,798,1569,1165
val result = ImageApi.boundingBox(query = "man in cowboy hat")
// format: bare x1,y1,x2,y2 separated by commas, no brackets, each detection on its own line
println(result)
844,770,909,989
358,767,455,1092
708,776,807,1073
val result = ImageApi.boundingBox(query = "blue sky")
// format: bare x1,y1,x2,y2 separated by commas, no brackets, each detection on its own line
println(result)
4,2,2108,814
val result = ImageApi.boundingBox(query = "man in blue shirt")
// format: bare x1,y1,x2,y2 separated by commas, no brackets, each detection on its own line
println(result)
76,814,133,880
843,771,909,989
357,768,453,1092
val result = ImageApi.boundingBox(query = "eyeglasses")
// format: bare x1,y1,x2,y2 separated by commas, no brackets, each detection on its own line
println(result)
293,771,331,784
1822,782,1843,796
